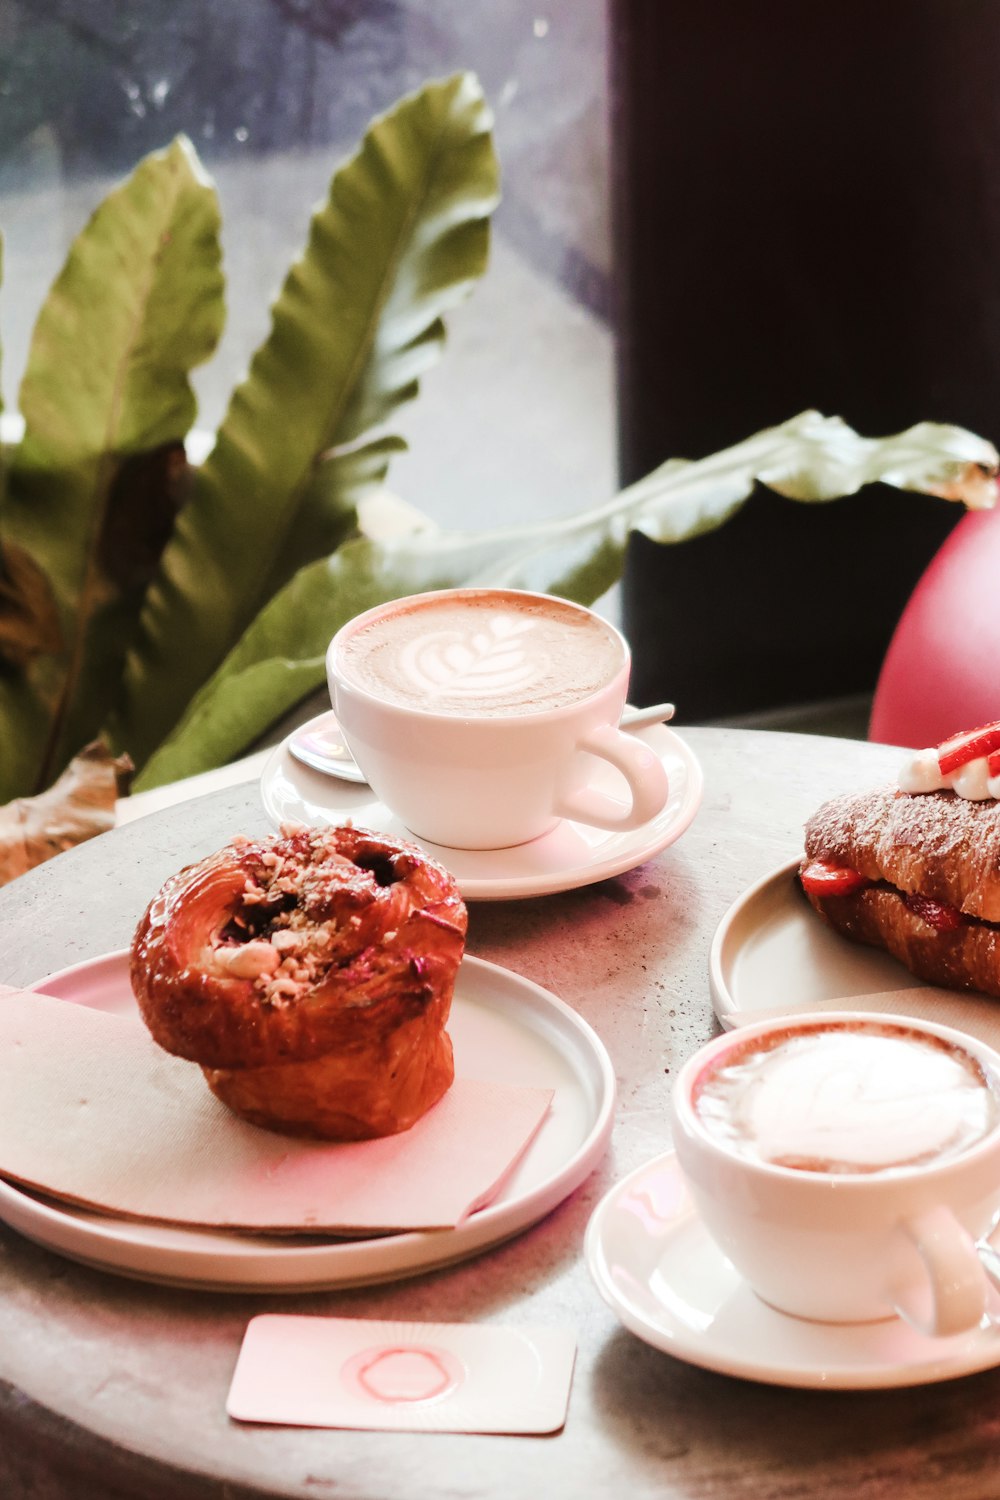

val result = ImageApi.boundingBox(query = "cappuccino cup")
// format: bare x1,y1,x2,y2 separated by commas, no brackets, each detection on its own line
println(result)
670,1012,1000,1336
326,588,669,850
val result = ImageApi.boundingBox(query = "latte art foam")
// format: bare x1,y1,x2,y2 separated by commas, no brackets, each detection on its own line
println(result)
397,612,539,705
693,1022,999,1175
338,592,622,715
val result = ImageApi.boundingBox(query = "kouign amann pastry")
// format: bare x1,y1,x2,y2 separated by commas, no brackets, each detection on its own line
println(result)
130,824,467,1139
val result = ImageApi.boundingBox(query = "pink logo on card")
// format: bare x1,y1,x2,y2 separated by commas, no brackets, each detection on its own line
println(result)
344,1345,463,1405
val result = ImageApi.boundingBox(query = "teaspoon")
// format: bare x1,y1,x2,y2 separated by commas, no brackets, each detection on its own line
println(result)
288,716,367,783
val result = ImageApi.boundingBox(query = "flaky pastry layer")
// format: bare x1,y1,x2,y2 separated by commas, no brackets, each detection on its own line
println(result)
801,883,1000,998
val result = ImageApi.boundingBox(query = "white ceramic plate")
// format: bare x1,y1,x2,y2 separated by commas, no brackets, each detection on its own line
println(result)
709,858,925,1023
585,1150,1000,1389
259,717,703,901
707,858,1000,1045
0,952,615,1292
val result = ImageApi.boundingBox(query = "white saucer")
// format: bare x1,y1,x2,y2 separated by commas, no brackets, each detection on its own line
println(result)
708,858,1000,1048
585,1150,1000,1389
0,951,615,1292
259,717,703,901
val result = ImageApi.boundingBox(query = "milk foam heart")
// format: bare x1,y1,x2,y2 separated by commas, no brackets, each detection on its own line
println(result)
693,1022,999,1174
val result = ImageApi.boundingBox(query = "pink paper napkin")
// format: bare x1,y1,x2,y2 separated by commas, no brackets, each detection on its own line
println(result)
0,989,553,1233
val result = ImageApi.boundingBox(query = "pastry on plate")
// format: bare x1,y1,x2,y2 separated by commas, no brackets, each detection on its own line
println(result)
130,824,467,1139
799,722,1000,998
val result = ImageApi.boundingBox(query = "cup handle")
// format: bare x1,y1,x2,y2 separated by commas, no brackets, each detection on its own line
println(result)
553,724,670,831
890,1206,988,1337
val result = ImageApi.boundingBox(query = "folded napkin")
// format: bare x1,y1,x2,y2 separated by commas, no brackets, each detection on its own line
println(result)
728,985,1000,1055
0,989,553,1233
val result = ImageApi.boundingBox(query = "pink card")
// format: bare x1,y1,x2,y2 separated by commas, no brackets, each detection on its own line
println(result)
227,1315,577,1434
0,989,553,1232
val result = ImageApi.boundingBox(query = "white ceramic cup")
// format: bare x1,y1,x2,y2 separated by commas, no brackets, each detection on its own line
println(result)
326,587,670,850
670,1012,1000,1336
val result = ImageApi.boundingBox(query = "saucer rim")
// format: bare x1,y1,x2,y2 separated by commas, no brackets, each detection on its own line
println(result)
585,1148,1000,1390
707,857,951,1030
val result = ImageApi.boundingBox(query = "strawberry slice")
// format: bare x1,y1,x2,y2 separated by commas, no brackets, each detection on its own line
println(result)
989,748,1000,778
799,860,870,898
903,892,964,932
937,721,1000,775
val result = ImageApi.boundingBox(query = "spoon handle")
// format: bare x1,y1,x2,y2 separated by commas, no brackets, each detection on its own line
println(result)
621,702,675,730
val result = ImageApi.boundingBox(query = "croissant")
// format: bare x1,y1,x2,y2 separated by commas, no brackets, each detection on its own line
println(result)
130,824,468,1139
800,785,1000,998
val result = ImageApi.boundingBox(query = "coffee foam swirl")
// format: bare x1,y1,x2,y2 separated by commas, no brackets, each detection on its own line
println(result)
398,613,540,702
694,1024,998,1175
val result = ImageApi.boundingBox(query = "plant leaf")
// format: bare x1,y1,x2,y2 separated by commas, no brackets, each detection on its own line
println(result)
0,676,52,806
111,73,499,772
0,230,4,423
98,442,192,590
262,433,407,587
0,232,7,539
0,538,63,667
0,136,224,791
136,657,326,790
0,741,133,886
135,411,998,788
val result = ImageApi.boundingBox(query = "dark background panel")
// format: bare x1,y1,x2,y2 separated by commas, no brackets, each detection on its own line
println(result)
611,0,1000,717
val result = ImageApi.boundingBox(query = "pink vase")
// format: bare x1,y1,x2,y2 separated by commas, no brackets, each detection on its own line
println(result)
869,506,1000,748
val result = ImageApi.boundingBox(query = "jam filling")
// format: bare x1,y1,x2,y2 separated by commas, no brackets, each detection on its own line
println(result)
902,892,965,933
800,859,988,934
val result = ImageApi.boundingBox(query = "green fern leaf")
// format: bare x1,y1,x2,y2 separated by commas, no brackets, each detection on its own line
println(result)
112,73,499,770
0,138,223,793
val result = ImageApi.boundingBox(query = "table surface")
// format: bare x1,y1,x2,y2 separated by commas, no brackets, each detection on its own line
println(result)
3,726,996,1500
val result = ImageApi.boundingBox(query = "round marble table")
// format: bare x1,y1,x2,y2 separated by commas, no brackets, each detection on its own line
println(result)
2,727,997,1500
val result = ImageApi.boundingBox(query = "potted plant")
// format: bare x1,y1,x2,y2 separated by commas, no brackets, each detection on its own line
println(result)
1,73,996,877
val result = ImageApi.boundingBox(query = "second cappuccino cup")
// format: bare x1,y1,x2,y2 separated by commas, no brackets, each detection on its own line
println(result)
326,587,670,850
671,1012,1000,1337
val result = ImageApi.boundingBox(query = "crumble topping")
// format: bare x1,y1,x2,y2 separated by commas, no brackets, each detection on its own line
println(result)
202,830,407,1007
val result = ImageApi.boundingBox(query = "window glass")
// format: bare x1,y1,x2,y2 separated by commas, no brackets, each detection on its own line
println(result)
0,1,612,532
